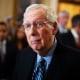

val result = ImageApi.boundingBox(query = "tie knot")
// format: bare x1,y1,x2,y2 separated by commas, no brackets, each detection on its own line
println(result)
39,58,46,67
40,58,45,63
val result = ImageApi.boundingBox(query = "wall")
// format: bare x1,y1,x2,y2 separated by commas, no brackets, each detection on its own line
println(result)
0,0,14,21
40,0,58,12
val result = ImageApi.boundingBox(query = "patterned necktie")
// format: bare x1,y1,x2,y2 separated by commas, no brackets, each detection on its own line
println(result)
32,58,46,80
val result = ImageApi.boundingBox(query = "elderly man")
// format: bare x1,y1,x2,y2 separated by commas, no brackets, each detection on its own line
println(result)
12,4,80,80
0,22,17,80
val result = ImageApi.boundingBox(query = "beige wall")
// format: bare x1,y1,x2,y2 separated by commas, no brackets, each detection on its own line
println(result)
0,0,14,21
40,0,58,12
0,0,59,21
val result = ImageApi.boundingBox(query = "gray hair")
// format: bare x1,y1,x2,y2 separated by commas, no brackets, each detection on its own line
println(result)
23,4,57,24
58,10,69,17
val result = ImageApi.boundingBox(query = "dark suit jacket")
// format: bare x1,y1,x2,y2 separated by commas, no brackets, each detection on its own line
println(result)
0,40,17,79
11,42,80,80
57,31,80,50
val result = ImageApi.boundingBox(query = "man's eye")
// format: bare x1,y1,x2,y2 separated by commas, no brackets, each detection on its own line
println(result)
36,22,44,27
24,24,31,29
27,24,31,28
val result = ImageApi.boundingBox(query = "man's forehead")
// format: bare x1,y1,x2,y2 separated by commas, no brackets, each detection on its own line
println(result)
23,8,47,24
24,8,46,17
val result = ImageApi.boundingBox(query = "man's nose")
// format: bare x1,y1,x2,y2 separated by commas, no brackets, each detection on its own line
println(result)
30,25,37,36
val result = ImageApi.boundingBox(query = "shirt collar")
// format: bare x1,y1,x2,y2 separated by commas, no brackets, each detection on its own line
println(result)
58,23,68,33
37,38,57,69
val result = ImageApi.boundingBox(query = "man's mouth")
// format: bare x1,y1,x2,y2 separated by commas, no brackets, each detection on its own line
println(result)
31,39,41,44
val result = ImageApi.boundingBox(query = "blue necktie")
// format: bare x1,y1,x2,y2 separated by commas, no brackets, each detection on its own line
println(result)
32,58,46,80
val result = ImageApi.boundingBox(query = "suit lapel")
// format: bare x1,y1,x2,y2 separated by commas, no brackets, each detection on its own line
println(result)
4,40,11,62
45,43,65,80
67,31,76,46
21,48,37,80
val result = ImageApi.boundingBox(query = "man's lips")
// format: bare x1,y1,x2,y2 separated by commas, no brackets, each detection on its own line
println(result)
31,39,41,44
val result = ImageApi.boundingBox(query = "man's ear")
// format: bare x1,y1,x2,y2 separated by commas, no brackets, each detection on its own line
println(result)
52,22,58,35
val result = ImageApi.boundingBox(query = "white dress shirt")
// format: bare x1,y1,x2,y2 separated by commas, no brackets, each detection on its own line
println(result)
0,40,6,62
71,29,79,42
58,23,68,34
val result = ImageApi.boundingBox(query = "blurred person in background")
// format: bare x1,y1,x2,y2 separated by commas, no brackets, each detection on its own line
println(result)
13,24,28,52
5,16,15,40
57,10,69,35
0,21,17,80
58,14,80,50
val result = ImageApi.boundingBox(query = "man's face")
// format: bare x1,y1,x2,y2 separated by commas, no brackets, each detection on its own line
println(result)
0,25,8,41
23,8,57,55
58,13,69,27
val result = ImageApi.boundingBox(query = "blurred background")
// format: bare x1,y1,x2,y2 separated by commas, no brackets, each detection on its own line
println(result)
0,0,80,29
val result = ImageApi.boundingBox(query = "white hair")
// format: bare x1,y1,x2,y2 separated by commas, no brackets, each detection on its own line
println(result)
23,4,57,24
58,10,69,17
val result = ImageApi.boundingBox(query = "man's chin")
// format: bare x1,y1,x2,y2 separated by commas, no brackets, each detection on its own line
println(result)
31,45,41,51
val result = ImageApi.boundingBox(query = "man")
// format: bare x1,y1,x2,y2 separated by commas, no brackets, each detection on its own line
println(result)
5,16,15,40
12,4,80,80
0,22,17,80
57,10,69,34
58,14,80,50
